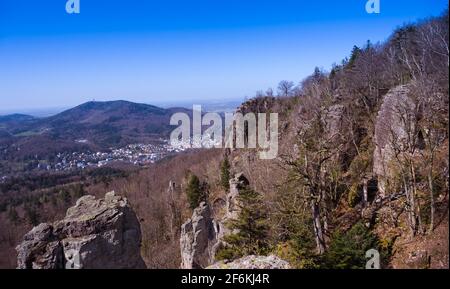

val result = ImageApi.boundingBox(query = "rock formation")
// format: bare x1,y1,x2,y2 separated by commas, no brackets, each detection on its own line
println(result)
226,173,248,220
373,85,414,196
207,255,291,269
179,173,292,269
16,191,146,269
180,202,218,269
180,173,249,269
209,173,250,259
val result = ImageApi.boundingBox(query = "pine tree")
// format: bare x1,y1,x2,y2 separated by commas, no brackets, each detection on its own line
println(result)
186,174,205,210
322,222,383,269
220,158,231,191
216,185,270,260
347,45,360,68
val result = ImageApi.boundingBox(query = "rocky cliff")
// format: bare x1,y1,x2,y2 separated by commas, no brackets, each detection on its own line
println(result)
373,85,415,196
16,191,146,269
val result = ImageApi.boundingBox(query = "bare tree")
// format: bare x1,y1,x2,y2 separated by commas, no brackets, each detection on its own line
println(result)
413,79,448,232
277,80,295,97
265,88,274,97
418,17,449,69
282,82,344,253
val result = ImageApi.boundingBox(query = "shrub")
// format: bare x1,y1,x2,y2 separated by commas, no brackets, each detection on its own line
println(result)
275,240,319,269
347,183,361,207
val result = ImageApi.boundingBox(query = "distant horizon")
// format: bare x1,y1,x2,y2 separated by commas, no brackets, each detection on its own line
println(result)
1,0,448,111
0,97,245,117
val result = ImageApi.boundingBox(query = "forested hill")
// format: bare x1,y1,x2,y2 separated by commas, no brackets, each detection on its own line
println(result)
178,9,449,269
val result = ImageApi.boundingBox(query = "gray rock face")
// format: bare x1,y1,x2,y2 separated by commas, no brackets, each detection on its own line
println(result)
180,202,218,269
16,223,64,269
180,173,257,269
211,173,250,255
373,85,414,196
325,104,345,139
207,255,291,269
16,191,146,269
226,173,249,220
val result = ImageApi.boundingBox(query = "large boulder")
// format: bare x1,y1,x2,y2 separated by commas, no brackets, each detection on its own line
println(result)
207,255,291,269
16,191,146,269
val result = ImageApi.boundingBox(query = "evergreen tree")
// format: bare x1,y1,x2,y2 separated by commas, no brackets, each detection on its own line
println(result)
186,174,205,210
216,185,270,260
272,183,319,268
321,222,383,269
347,45,361,68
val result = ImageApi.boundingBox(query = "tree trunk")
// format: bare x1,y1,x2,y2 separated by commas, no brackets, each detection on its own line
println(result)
167,181,177,239
363,178,368,207
411,163,423,234
404,176,417,237
311,201,326,254
428,170,435,233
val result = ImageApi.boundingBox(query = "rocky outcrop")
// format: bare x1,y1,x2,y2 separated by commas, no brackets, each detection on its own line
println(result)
226,173,249,220
180,202,218,269
210,173,250,262
180,173,251,269
207,255,291,269
16,191,146,269
325,104,345,139
180,173,290,270
373,85,414,196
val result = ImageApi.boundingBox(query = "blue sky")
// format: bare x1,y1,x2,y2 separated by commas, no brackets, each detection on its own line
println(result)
0,0,447,112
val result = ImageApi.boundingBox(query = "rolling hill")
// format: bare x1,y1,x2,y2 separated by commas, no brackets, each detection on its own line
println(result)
0,101,191,159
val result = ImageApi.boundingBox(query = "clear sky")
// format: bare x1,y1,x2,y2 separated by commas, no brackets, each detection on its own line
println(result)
0,0,447,112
